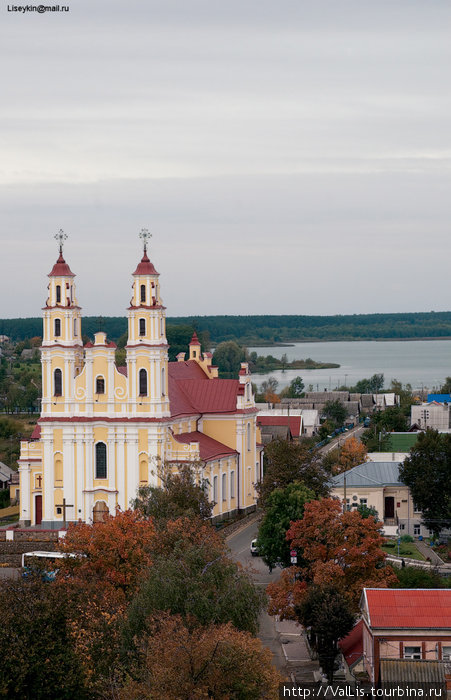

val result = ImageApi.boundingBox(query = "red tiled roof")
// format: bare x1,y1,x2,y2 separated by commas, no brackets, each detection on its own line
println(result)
30,424,41,440
189,331,200,345
177,379,239,414
364,589,451,629
48,252,75,277
339,620,363,668
133,252,159,276
173,431,237,461
257,416,301,435
168,361,239,417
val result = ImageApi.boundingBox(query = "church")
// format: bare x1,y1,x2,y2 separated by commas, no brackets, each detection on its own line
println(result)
18,232,262,528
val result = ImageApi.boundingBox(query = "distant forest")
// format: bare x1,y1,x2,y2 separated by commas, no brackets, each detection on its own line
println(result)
3,311,451,345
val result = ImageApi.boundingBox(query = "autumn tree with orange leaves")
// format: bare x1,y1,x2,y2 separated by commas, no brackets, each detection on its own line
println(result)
323,435,368,475
58,509,156,599
117,612,281,700
267,498,397,618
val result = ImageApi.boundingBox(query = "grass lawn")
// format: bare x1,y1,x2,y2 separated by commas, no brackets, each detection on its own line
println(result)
382,541,426,561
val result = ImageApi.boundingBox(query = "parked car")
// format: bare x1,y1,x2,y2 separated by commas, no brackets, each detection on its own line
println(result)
250,539,259,556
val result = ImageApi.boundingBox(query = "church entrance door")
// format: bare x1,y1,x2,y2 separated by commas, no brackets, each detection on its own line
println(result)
35,495,42,525
92,501,109,523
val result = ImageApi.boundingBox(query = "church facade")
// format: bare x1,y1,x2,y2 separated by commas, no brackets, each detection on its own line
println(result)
18,236,262,528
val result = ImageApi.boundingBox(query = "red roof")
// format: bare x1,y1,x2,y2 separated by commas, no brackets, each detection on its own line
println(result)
48,252,75,277
168,360,239,417
133,251,159,276
339,620,363,668
257,416,301,435
364,589,451,629
173,431,237,461
189,331,200,345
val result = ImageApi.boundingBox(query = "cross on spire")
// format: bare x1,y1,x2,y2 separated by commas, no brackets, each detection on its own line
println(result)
54,229,68,255
139,228,152,253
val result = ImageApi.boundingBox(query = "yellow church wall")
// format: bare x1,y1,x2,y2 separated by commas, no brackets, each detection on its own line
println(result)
201,418,237,450
54,488,63,518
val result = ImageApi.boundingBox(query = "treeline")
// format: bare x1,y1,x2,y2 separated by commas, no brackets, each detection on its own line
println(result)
3,311,451,344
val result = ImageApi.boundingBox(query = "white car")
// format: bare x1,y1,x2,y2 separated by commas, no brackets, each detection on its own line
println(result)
250,539,259,556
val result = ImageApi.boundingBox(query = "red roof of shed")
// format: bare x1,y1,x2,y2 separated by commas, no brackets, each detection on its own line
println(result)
364,589,451,629
339,620,363,668
257,416,301,435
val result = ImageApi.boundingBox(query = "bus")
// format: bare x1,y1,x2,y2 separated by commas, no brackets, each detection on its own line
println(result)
21,551,79,581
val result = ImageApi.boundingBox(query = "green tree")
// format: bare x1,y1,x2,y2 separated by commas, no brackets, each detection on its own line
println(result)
357,503,379,520
296,586,356,683
440,377,451,394
322,400,347,428
123,518,265,652
212,341,246,378
257,439,329,506
400,429,451,536
132,462,213,526
285,376,305,398
0,577,87,700
256,482,314,569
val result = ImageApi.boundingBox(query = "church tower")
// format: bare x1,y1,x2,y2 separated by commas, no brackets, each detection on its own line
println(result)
126,230,170,417
41,231,83,416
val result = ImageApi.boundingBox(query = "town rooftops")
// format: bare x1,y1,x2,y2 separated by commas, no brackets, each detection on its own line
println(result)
362,589,451,629
330,461,403,488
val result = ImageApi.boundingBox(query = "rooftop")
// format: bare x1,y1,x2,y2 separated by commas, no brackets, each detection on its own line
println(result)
330,461,403,488
363,589,451,629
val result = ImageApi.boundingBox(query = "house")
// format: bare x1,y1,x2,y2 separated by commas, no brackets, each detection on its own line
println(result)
329,461,430,538
18,235,262,528
411,402,451,431
0,462,14,491
256,415,302,444
9,471,19,504
361,588,451,685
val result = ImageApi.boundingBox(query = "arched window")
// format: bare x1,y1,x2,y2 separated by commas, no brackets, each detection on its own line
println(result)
246,422,251,451
95,442,107,479
54,318,61,337
96,376,105,394
54,368,62,396
139,368,148,396
56,285,61,303
139,318,146,336
140,284,146,303
73,318,78,337
161,367,165,396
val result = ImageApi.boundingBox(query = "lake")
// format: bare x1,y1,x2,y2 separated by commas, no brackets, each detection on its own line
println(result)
247,340,451,392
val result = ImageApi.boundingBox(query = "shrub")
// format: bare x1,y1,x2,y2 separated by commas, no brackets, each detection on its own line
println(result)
401,534,414,543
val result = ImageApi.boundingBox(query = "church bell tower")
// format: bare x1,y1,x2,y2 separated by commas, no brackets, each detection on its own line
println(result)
41,231,83,414
126,230,170,417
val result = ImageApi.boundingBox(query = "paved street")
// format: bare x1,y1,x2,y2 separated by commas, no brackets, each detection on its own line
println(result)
319,423,364,455
226,518,319,681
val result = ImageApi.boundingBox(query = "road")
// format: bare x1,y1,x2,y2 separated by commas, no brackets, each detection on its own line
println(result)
318,423,364,455
226,518,289,677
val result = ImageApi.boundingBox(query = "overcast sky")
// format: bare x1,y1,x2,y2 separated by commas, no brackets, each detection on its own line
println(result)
1,0,450,319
